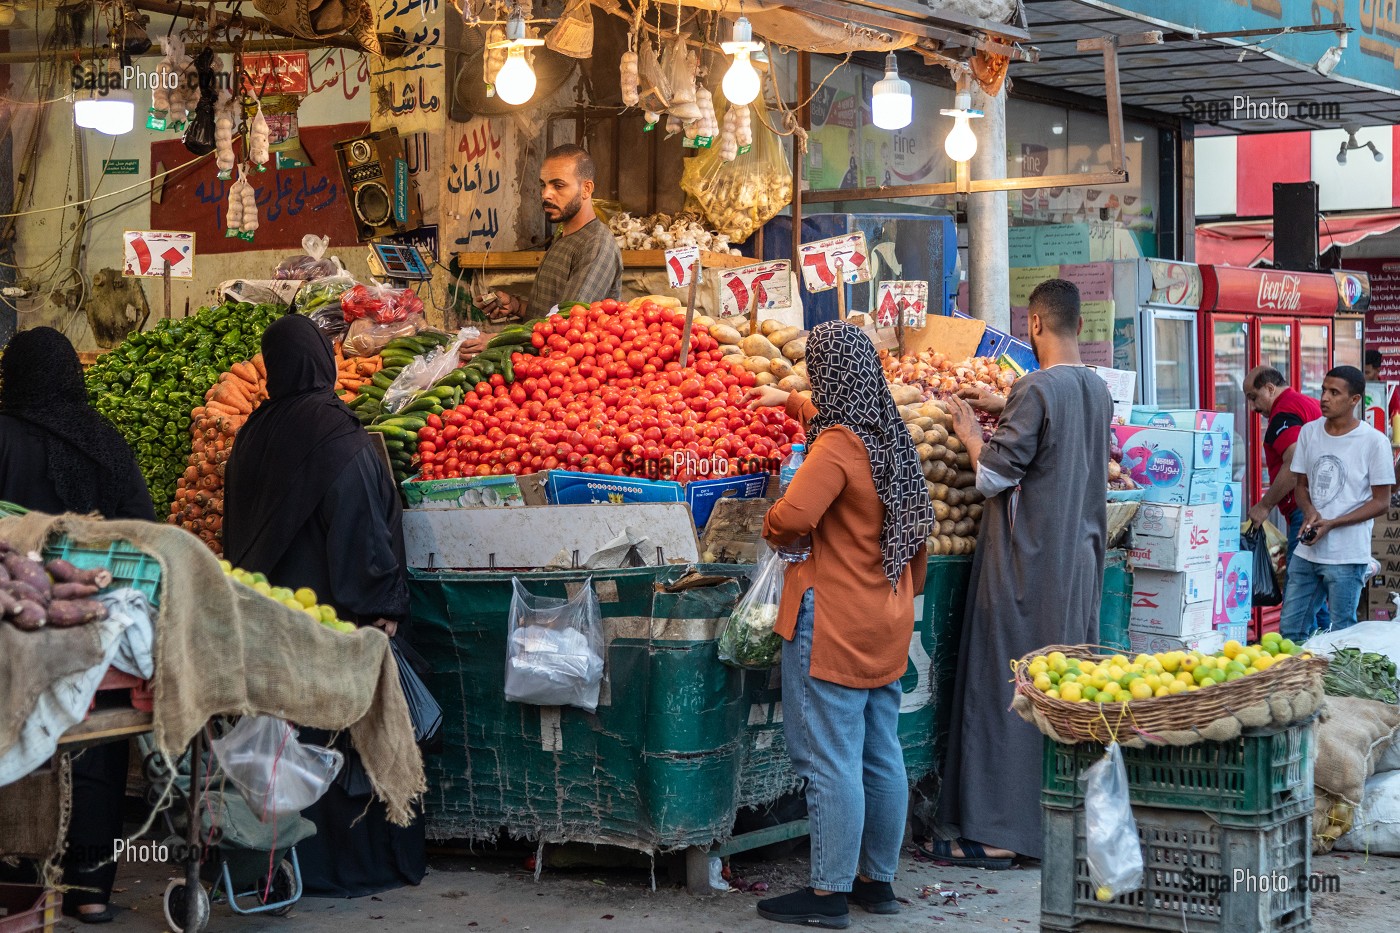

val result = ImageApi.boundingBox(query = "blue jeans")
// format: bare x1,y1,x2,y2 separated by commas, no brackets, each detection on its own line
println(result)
782,589,907,892
1279,556,1367,643
1286,510,1330,631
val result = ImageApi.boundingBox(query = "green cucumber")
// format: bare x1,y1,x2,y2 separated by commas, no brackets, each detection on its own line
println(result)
435,369,468,388
487,331,531,349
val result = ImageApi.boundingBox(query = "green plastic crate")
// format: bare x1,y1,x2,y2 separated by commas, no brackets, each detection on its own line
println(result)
1098,549,1131,652
1041,804,1311,933
41,537,161,607
1041,720,1314,826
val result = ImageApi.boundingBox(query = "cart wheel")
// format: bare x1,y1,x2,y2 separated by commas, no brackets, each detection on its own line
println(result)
163,879,210,933
264,859,298,916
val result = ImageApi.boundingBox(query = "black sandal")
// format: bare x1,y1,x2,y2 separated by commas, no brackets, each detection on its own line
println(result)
918,838,1015,870
63,905,115,925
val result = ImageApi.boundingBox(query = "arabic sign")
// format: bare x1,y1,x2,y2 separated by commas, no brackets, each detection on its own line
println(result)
122,230,194,278
718,260,792,318
244,52,311,95
446,117,513,252
1083,0,1400,96
875,281,928,328
103,159,139,175
665,246,701,288
798,233,871,294
150,123,361,254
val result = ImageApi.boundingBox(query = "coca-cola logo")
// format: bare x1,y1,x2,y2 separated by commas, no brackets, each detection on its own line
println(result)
1258,273,1303,311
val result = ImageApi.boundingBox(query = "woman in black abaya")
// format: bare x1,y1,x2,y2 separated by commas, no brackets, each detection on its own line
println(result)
0,327,156,924
223,314,425,898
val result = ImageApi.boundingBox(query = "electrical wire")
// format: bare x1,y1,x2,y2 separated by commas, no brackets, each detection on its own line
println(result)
0,150,215,219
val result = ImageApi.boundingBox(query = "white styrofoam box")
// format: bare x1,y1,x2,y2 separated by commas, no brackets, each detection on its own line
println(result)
1130,629,1227,656
1129,503,1221,572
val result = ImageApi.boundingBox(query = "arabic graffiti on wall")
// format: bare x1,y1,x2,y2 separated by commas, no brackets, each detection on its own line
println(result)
150,124,362,253
445,118,514,251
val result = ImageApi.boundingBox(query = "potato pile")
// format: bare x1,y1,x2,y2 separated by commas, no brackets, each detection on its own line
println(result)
899,399,984,556
700,317,810,393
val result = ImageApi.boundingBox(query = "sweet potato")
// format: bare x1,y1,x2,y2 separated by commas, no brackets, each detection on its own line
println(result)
3,553,49,599
45,599,108,628
52,582,100,601
45,559,113,589
0,587,18,616
11,600,45,631
3,580,45,606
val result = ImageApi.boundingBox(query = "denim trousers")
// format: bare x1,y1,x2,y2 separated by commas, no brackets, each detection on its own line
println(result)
1279,555,1367,643
781,589,907,892
1285,509,1330,631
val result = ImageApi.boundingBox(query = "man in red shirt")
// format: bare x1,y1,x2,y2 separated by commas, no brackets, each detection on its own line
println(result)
1245,366,1327,628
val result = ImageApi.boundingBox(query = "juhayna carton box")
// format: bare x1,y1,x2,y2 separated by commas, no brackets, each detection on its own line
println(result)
1130,629,1226,657
1130,567,1216,637
685,474,771,527
1129,502,1220,572
1212,550,1252,631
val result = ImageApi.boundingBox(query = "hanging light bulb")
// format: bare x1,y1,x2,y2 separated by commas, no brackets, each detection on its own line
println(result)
487,6,544,106
721,16,763,106
73,58,135,136
940,81,983,163
870,53,912,130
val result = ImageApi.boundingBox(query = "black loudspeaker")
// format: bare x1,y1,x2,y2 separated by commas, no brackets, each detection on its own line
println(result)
334,129,422,242
1273,182,1319,271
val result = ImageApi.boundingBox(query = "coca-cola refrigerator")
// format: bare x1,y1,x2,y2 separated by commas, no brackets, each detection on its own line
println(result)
1198,265,1345,638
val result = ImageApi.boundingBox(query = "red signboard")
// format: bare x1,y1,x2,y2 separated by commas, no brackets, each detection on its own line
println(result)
150,123,365,254
1199,266,1339,317
243,52,312,95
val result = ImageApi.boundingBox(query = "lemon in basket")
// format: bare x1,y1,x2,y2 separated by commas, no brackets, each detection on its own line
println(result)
1059,682,1083,703
295,587,318,608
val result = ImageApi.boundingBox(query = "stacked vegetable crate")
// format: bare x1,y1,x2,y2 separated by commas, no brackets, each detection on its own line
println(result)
1040,719,1315,933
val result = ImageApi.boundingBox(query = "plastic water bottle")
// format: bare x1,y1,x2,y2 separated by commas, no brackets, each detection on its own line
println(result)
777,444,812,562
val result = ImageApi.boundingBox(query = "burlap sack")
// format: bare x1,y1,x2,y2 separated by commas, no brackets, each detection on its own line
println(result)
0,512,425,826
1314,696,1400,807
253,0,358,38
0,754,69,863
1,621,105,760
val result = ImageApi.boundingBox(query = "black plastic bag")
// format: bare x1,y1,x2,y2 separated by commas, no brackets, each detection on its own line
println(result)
182,47,218,156
1244,525,1283,607
390,638,443,754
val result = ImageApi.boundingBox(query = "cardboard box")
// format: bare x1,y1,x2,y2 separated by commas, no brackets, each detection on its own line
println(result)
1129,503,1220,572
401,474,525,509
1130,629,1226,656
1091,366,1137,426
1212,551,1252,631
544,470,685,505
1114,424,1195,501
1190,430,1230,472
1130,599,1215,638
1215,621,1249,645
685,474,771,527
1130,567,1216,636
1220,525,1241,554
1130,408,1235,434
1219,483,1243,528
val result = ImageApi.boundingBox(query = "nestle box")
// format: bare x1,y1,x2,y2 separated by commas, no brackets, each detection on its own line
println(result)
1215,621,1249,645
1220,524,1241,554
1130,629,1226,656
1129,502,1220,572
1130,408,1235,434
1219,483,1243,527
685,474,771,528
1114,424,1198,502
1190,430,1231,472
545,470,684,505
1212,551,1252,631
1130,567,1216,637
401,474,524,509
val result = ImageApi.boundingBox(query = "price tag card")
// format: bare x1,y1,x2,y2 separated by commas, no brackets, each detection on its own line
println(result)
798,232,871,293
875,281,929,328
718,260,792,318
665,246,701,288
122,230,195,278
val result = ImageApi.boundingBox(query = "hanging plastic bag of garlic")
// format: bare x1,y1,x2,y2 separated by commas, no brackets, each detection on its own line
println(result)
679,95,793,243
163,37,195,131
149,37,177,129
225,167,260,241
717,105,739,162
620,48,640,107
214,91,237,178
662,33,700,120
249,98,270,170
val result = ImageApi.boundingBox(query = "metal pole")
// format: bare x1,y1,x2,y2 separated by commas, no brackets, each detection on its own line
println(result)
967,82,1009,331
792,52,810,323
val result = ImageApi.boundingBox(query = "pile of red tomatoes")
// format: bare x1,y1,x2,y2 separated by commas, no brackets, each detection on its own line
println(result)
415,299,804,480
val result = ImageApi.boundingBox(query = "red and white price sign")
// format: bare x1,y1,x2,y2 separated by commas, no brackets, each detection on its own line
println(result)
122,230,194,278
665,246,701,288
875,281,929,328
798,232,871,294
718,260,792,318
244,52,312,95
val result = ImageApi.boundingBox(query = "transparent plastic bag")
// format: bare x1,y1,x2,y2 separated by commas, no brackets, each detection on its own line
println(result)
717,543,784,669
1080,743,1144,902
275,234,341,280
341,283,426,324
504,576,605,711
382,327,480,414
342,313,426,357
210,715,343,822
662,33,699,120
294,270,356,315
681,97,793,243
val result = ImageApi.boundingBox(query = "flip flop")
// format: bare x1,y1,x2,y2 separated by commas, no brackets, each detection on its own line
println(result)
917,838,1015,870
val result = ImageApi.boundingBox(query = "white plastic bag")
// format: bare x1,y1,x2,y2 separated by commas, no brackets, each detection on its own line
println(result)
1080,743,1144,901
210,715,343,821
382,327,480,414
717,543,784,669
1335,770,1400,854
504,577,605,711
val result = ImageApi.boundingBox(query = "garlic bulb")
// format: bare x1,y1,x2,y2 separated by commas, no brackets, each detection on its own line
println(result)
213,92,237,174
249,100,270,167
620,50,639,107
734,104,753,148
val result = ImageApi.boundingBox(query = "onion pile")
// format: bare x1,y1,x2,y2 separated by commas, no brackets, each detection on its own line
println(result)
880,350,1016,402
1108,440,1139,491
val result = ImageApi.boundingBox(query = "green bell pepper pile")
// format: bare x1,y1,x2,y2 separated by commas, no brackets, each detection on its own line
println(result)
86,301,285,513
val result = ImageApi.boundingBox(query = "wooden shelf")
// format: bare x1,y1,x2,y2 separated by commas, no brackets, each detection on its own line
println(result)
456,249,755,271
59,708,152,749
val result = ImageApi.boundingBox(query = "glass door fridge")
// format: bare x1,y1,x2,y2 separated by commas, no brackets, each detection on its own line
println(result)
1207,316,1251,487
1141,310,1199,409
1299,321,1334,399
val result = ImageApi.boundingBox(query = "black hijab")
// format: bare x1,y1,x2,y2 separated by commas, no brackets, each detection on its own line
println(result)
223,314,372,571
0,326,149,517
805,320,935,587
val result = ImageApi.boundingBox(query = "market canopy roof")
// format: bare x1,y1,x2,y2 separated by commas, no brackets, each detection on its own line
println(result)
1195,210,1400,266
1016,0,1400,133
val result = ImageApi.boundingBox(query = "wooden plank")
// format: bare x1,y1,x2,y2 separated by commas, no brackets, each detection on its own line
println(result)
59,708,152,748
455,250,754,271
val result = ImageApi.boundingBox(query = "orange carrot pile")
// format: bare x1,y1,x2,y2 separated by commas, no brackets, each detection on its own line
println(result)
336,348,381,402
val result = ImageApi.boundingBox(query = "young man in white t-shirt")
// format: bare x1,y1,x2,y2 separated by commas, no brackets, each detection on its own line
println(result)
1283,366,1397,641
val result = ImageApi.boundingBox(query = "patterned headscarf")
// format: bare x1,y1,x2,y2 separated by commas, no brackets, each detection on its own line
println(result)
805,320,935,587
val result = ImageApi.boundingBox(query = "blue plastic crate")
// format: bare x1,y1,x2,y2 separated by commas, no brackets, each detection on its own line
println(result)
41,537,161,607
